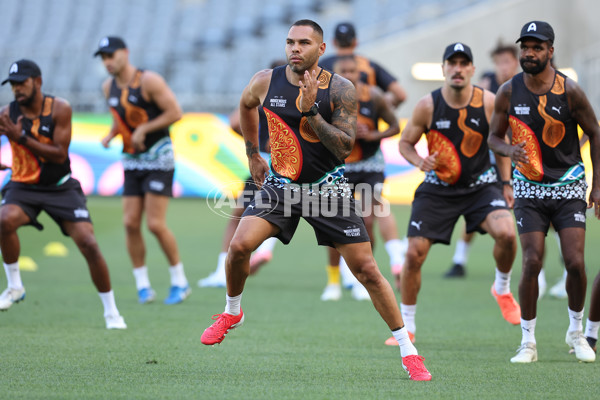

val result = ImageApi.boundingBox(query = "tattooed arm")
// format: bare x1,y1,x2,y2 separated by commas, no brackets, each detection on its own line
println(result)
239,69,272,187
300,70,356,160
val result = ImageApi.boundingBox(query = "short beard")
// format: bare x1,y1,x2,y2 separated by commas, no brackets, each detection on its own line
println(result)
520,57,548,75
16,86,36,106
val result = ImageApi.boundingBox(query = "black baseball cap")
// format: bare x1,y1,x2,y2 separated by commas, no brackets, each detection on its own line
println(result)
516,21,554,44
334,22,356,46
1,59,41,85
443,42,473,62
94,36,127,57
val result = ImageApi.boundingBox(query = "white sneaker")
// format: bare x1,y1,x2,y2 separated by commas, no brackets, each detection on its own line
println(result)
320,283,342,301
351,283,371,301
197,271,226,288
549,277,567,299
566,330,596,362
105,314,127,330
0,287,26,311
510,342,538,363
538,277,547,300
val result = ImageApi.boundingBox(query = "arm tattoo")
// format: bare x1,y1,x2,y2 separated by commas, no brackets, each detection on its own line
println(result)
245,140,259,157
307,76,355,160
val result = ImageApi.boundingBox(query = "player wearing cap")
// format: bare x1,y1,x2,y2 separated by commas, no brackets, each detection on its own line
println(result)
0,59,127,329
319,22,408,300
94,36,191,305
488,21,600,363
398,43,521,344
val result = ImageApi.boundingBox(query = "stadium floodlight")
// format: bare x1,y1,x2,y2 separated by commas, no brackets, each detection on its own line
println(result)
411,63,444,81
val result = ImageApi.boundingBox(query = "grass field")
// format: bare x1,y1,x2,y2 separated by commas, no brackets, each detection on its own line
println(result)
1,197,599,399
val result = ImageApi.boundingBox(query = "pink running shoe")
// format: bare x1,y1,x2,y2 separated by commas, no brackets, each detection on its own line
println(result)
491,284,521,325
402,355,432,381
201,310,245,345
249,251,272,275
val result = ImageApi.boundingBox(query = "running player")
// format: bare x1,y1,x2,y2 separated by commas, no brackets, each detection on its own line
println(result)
200,20,431,381
0,59,126,329
398,43,521,344
488,21,600,363
95,37,191,305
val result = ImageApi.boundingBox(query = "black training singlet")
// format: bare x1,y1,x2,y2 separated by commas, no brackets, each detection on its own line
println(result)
345,83,380,163
508,71,583,185
424,86,493,188
262,65,341,184
108,69,170,154
8,95,71,185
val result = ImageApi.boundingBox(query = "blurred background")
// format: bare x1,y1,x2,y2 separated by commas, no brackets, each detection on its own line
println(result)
0,0,598,199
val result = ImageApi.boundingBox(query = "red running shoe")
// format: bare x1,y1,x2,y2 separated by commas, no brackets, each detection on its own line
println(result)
491,284,521,325
201,310,245,345
402,355,432,381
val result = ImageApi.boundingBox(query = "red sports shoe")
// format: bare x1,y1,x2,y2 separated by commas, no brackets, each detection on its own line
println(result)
249,251,272,275
491,284,521,325
384,331,415,346
201,310,245,345
402,355,432,381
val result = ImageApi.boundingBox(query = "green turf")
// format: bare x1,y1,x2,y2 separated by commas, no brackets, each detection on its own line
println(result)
1,197,599,399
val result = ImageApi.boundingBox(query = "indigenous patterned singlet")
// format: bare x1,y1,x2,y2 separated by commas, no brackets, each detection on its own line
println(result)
108,69,174,171
345,83,385,173
261,65,341,186
422,86,495,193
8,95,71,185
508,71,586,199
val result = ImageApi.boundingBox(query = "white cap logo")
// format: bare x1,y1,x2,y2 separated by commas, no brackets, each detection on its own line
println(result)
454,43,465,52
339,26,348,33
99,37,109,48
9,63,18,74
527,23,537,32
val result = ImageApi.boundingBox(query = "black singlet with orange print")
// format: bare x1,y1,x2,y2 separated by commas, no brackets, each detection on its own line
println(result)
108,69,170,154
345,83,379,163
8,95,71,185
508,71,582,185
262,65,342,185
424,86,493,191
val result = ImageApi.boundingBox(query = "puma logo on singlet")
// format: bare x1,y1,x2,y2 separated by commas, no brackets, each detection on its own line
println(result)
314,100,321,108
470,118,480,127
410,220,423,231
551,106,562,114
41,125,50,132
128,95,138,103
108,97,119,107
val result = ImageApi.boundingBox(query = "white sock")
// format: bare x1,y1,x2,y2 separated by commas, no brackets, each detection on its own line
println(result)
568,307,584,332
132,266,151,290
392,326,418,357
256,237,277,253
225,293,242,315
400,303,416,334
169,262,188,287
214,252,227,277
521,318,537,344
585,319,600,340
452,239,470,265
494,268,511,295
98,290,120,318
4,261,23,289
538,268,547,288
339,257,359,286
384,239,405,267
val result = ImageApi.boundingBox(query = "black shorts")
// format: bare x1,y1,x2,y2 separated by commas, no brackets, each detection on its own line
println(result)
514,198,586,235
345,170,385,197
242,184,370,247
407,183,509,244
123,169,174,197
1,178,91,236
240,176,260,209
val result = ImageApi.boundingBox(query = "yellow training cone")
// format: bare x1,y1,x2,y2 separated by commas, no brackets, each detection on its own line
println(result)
43,242,69,257
19,256,38,271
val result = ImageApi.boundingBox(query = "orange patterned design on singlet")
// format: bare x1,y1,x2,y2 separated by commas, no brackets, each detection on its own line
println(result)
264,107,302,180
117,71,148,154
457,87,484,158
295,69,332,142
538,95,565,148
510,115,544,181
427,129,461,184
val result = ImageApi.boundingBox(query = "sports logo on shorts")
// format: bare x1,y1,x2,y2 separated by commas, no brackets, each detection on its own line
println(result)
74,208,89,218
149,180,165,192
516,217,523,227
490,199,506,207
343,226,361,237
574,212,585,223
527,23,537,32
410,220,423,231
